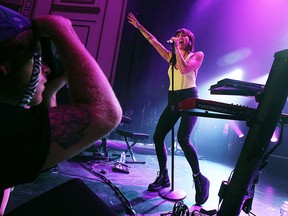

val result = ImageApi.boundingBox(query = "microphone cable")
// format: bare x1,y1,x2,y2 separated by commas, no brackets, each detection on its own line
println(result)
78,162,137,216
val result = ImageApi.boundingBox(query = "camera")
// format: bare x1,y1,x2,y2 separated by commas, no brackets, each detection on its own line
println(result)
39,37,64,80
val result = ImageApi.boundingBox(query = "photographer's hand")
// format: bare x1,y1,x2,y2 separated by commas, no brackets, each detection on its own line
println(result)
41,73,67,108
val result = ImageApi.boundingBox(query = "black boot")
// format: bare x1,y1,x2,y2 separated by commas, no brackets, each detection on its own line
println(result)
148,170,170,192
193,173,210,205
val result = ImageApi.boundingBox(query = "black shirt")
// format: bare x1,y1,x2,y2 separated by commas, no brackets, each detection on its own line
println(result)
0,103,50,189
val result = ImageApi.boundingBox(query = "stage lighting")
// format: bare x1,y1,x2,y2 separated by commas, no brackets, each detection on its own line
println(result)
217,48,252,67
271,129,278,143
238,133,245,138
231,121,244,138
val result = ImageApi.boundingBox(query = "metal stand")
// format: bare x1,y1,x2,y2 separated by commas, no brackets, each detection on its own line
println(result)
217,49,288,215
159,44,186,201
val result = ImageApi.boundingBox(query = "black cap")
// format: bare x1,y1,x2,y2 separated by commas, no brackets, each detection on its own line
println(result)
0,5,31,42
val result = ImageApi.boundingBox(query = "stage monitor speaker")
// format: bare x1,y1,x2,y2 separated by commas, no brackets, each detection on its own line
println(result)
6,178,118,216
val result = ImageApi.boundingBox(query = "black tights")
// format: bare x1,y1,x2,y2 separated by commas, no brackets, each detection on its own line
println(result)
153,88,200,174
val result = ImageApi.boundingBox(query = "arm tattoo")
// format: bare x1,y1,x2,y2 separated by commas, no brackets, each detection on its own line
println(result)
49,106,91,149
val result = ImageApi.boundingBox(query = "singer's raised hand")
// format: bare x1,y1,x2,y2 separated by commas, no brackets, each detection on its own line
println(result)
128,12,140,29
127,12,171,62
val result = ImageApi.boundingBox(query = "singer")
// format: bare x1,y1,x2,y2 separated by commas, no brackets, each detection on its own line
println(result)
128,12,209,206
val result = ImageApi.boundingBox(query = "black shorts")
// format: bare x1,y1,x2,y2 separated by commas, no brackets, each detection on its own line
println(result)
0,103,50,189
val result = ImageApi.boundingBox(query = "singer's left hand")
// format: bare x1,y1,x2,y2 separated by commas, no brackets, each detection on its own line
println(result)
170,37,180,48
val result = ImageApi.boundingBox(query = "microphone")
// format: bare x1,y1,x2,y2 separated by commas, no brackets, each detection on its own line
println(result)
166,39,174,44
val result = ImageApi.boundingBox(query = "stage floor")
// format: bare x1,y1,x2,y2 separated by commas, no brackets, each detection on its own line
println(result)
5,140,288,216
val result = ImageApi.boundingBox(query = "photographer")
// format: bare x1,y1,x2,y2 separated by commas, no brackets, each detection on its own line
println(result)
0,5,122,215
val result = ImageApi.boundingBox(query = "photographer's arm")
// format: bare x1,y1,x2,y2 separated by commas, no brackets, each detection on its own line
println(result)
34,15,122,168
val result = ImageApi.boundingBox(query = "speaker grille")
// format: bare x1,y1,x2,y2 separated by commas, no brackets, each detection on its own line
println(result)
7,178,118,216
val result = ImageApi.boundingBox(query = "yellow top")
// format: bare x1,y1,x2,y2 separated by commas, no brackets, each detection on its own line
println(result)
168,53,197,91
